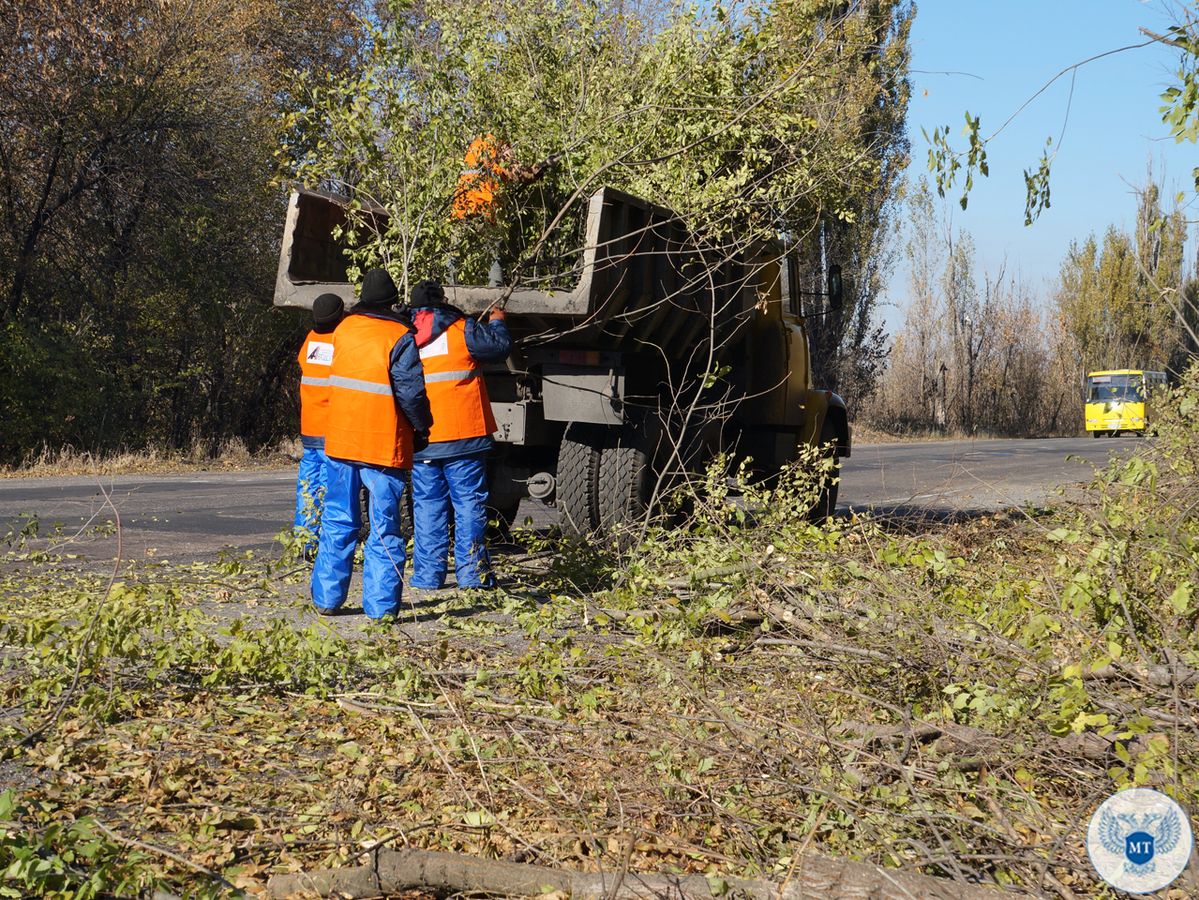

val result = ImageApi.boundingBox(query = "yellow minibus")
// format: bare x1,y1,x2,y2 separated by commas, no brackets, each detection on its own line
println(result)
1085,369,1167,437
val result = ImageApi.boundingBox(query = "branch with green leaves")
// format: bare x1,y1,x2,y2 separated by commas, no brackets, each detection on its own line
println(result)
922,22,1192,225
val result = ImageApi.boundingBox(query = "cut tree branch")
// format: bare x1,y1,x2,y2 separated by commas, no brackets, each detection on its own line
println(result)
267,846,1013,899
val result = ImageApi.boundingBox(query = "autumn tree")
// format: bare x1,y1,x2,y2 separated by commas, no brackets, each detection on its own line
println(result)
284,0,912,400
1054,180,1188,374
796,1,912,409
0,0,364,459
867,179,1079,435
1175,259,1199,369
871,170,1189,438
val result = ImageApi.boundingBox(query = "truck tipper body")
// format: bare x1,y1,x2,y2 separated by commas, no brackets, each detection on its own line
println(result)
275,185,851,531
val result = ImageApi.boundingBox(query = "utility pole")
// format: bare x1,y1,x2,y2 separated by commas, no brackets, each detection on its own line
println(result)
937,362,948,430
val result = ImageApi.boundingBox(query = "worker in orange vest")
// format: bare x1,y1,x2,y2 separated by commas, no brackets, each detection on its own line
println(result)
311,269,433,619
451,134,554,284
294,293,344,557
451,134,506,223
406,280,511,590
452,134,553,220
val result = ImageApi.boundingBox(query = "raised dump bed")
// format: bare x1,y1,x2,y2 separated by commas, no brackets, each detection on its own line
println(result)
275,186,751,361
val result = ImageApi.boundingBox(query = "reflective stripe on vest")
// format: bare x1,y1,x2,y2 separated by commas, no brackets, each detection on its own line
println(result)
417,319,495,443
424,369,477,384
297,330,334,439
328,374,392,395
323,315,415,468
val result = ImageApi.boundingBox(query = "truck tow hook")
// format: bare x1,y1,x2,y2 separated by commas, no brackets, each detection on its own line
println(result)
528,471,556,502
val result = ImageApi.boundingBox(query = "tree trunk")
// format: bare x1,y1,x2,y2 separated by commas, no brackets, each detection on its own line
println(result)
267,846,1012,900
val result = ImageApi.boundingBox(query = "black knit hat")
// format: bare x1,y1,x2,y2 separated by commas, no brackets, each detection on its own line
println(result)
312,293,344,332
410,279,446,307
359,268,399,307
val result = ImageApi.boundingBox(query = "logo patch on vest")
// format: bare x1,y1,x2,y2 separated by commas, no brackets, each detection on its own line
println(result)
418,331,450,359
306,341,333,365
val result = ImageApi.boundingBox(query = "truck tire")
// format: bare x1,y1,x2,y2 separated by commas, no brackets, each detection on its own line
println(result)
557,424,604,535
597,424,653,533
358,473,413,542
401,472,414,540
807,419,840,524
357,485,371,543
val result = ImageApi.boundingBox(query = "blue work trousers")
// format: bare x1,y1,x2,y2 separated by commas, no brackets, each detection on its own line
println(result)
294,444,328,552
311,458,408,618
411,455,494,589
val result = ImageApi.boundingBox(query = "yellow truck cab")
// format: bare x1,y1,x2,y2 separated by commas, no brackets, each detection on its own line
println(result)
1085,369,1167,437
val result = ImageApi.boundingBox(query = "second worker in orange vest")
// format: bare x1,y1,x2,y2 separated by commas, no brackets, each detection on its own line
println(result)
407,279,511,590
294,292,344,557
311,269,433,619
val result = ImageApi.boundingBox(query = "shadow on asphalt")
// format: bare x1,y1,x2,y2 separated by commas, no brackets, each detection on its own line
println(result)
488,508,1037,546
841,504,1042,533
281,508,1044,630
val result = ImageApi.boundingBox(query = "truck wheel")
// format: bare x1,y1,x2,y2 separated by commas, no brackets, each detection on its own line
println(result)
597,424,653,533
807,420,840,524
359,473,413,542
357,485,371,543
557,424,604,535
400,472,414,540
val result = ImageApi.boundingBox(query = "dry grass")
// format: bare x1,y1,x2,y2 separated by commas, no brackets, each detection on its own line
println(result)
851,421,1081,445
3,374,1196,898
4,488,1195,898
0,437,301,479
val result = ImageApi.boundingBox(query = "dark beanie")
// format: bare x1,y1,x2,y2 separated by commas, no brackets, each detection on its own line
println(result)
311,293,344,332
359,268,399,307
410,279,446,307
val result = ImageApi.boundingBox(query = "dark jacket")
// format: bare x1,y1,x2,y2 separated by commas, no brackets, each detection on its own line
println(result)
408,302,511,461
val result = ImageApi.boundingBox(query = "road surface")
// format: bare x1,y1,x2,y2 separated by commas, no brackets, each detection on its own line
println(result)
0,436,1139,561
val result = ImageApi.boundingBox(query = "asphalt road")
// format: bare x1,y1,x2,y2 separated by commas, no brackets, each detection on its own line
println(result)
0,436,1139,561
838,435,1133,519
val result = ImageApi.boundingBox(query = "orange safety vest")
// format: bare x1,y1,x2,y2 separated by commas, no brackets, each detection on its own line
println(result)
417,317,496,443
297,329,334,439
324,315,416,468
451,134,508,222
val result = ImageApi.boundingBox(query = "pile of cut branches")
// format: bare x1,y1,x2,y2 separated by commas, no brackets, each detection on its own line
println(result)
1,372,1197,898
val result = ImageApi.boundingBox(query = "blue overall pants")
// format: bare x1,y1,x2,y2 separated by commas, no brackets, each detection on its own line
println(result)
411,455,494,589
311,457,408,618
293,441,328,552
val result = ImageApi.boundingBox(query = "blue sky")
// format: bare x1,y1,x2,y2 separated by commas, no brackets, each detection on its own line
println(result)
885,0,1196,325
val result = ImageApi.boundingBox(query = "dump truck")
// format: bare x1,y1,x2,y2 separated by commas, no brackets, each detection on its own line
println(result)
274,185,851,532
